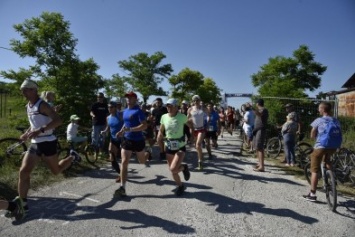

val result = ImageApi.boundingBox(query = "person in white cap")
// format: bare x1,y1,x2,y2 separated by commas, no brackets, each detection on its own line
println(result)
187,95,207,170
5,79,80,221
66,114,88,144
157,98,192,196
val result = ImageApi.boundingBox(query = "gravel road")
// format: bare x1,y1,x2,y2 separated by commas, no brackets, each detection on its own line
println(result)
1,133,354,237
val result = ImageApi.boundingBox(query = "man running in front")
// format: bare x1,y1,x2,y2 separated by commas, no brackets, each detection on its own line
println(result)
114,91,148,197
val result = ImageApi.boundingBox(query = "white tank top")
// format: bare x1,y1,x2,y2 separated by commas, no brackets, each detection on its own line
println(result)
190,107,205,129
27,98,56,143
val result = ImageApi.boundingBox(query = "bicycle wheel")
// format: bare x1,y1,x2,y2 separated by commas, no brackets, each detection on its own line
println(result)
304,162,312,185
0,138,27,166
84,144,98,164
325,170,337,212
266,137,282,159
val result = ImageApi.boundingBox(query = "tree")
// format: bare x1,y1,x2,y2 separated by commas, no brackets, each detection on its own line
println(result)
1,12,104,126
251,45,326,97
169,68,204,102
118,51,173,103
103,73,128,101
196,78,222,105
251,45,327,125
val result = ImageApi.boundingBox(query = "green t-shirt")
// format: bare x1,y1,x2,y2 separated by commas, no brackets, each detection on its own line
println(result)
160,112,188,149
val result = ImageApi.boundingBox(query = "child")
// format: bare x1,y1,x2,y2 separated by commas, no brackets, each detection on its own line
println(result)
66,115,88,144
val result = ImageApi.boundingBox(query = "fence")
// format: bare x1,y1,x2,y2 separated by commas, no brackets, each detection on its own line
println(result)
250,96,355,150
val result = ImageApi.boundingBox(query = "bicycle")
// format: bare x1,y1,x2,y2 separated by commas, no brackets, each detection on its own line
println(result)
304,148,354,186
266,128,312,162
58,130,101,165
304,159,338,212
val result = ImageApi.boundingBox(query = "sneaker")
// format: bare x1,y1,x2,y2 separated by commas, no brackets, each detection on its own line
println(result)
70,149,82,163
182,164,190,181
302,193,317,202
114,186,127,197
198,161,203,171
5,197,25,220
208,153,213,160
175,185,186,196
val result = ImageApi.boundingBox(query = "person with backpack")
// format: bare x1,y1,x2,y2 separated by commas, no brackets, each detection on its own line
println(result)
303,102,342,202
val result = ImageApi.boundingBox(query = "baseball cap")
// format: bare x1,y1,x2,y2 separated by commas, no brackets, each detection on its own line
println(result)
70,114,80,121
182,100,188,104
20,79,38,90
166,98,178,106
285,103,293,108
125,91,138,98
192,95,200,101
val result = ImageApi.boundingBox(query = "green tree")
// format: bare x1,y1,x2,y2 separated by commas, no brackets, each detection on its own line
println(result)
118,51,173,103
103,73,128,101
251,45,327,125
1,12,103,127
252,45,326,97
169,68,204,102
196,78,222,105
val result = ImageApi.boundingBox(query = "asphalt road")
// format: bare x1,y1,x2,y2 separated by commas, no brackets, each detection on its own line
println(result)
1,132,354,237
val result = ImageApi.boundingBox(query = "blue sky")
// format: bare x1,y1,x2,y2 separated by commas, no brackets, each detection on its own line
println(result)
0,0,354,108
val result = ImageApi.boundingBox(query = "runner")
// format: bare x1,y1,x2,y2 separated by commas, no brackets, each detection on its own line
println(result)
187,95,206,170
5,79,79,220
113,91,149,197
101,101,124,183
157,98,192,196
152,98,168,160
204,102,221,159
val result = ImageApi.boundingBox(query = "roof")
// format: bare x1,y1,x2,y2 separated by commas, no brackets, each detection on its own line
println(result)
342,73,355,88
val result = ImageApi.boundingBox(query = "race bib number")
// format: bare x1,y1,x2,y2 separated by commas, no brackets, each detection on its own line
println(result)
208,126,214,131
167,140,179,150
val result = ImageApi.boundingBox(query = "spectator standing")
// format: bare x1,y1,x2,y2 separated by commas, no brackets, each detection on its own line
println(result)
252,99,269,172
152,97,168,160
90,92,109,157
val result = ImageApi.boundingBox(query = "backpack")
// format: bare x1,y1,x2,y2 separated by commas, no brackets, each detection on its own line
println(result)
318,117,342,148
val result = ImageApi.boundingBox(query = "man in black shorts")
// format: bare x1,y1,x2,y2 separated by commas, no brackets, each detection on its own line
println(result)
114,92,149,197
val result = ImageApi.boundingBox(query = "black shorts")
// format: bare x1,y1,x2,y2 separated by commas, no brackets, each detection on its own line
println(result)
166,146,186,155
121,138,145,152
143,126,154,139
28,140,57,156
110,139,121,149
205,131,218,140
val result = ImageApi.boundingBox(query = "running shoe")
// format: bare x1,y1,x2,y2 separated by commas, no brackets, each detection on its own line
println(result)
175,185,186,196
70,149,82,163
198,161,203,171
302,193,317,202
182,164,190,181
114,186,127,197
5,196,25,220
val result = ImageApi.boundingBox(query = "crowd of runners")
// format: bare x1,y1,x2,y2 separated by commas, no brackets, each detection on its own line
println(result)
1,79,343,221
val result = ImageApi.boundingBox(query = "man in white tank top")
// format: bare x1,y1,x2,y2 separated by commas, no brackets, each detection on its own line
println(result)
5,79,78,221
187,95,207,170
